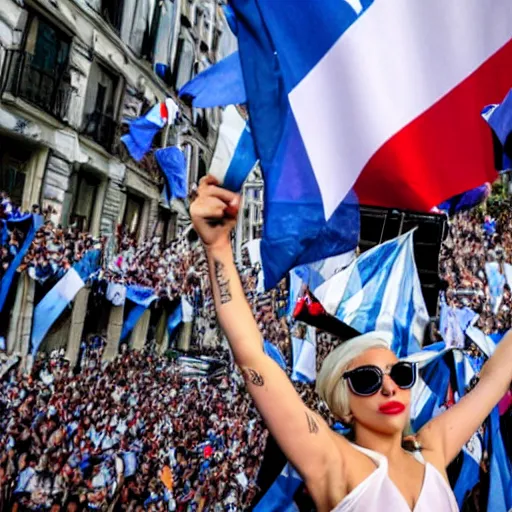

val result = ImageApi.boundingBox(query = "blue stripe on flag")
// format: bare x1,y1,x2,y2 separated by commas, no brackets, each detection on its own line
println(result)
254,463,302,512
121,104,165,162
487,406,512,511
179,52,246,108
0,214,43,312
155,146,188,199
252,0,374,92
334,232,426,357
222,122,257,191
121,286,158,341
230,0,360,289
167,302,183,336
31,269,85,355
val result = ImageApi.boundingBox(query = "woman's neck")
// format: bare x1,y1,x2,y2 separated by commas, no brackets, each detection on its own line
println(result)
353,424,405,463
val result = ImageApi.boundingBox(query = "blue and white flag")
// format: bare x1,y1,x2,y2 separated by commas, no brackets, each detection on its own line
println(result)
209,105,258,192
153,0,178,80
288,250,355,317
120,286,158,341
121,99,178,161
410,353,452,432
155,146,188,199
487,406,512,511
439,298,478,349
31,268,85,355
253,463,302,512
179,52,246,108
122,451,138,478
230,0,512,289
315,231,428,357
291,326,316,383
485,261,506,314
482,89,512,172
167,302,183,337
0,214,43,313
264,340,287,371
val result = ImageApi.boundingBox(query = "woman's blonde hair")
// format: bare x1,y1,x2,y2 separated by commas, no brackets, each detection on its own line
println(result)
316,331,391,421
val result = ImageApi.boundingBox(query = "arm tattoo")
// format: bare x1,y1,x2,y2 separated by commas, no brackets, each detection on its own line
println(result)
243,368,264,387
214,260,232,304
305,412,319,434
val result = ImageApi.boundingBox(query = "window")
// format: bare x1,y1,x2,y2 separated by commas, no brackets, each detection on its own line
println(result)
82,61,120,151
70,173,100,232
102,0,125,32
120,0,159,57
0,145,27,206
173,37,195,90
3,14,72,120
155,208,176,245
123,193,145,237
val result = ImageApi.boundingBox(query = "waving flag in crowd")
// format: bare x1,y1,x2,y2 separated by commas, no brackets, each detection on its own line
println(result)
209,105,258,192
121,99,179,161
315,231,428,357
155,146,188,200
179,52,246,108
482,88,512,172
229,0,512,289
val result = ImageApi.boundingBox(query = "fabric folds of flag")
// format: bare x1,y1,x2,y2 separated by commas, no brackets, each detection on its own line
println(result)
120,286,158,341
315,231,428,357
209,105,258,192
0,214,43,313
121,99,178,161
230,0,361,289
230,0,512,287
481,88,512,172
155,146,188,200
179,52,246,108
253,463,301,512
31,268,85,356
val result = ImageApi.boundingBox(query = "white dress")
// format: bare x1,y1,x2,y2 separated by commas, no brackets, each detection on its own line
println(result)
332,444,460,512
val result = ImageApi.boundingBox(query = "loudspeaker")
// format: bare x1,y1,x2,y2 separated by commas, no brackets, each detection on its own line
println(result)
359,206,447,317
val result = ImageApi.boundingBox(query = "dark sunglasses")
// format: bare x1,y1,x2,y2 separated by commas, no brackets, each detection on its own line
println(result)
343,361,417,397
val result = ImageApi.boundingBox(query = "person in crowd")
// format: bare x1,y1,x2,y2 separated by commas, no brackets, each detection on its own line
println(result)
191,175,512,512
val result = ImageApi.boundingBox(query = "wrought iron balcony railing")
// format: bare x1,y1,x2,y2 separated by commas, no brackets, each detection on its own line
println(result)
1,49,73,123
82,110,119,153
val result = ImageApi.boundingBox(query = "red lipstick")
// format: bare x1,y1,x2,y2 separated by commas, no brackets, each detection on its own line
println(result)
379,401,405,415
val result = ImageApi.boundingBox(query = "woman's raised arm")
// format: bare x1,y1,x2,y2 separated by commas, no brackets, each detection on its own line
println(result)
418,330,512,466
190,177,344,485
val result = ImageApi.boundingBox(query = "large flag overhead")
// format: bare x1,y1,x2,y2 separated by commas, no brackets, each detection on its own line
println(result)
209,105,258,192
230,0,512,288
315,231,428,357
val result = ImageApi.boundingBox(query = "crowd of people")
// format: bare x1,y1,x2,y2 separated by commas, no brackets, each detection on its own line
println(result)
1,186,512,510
0,345,268,511
439,198,512,334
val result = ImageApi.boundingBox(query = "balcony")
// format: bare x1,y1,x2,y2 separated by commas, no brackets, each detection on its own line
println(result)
1,50,73,123
82,111,119,153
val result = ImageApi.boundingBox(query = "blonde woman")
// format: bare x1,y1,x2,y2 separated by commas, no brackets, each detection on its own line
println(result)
190,176,512,512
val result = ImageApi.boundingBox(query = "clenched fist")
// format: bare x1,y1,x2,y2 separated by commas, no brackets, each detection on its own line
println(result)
190,175,241,250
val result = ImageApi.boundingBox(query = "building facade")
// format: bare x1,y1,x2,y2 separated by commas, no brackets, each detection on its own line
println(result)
0,0,235,362
0,0,232,244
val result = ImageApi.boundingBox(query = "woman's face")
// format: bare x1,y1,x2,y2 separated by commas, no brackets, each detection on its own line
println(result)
347,348,411,436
